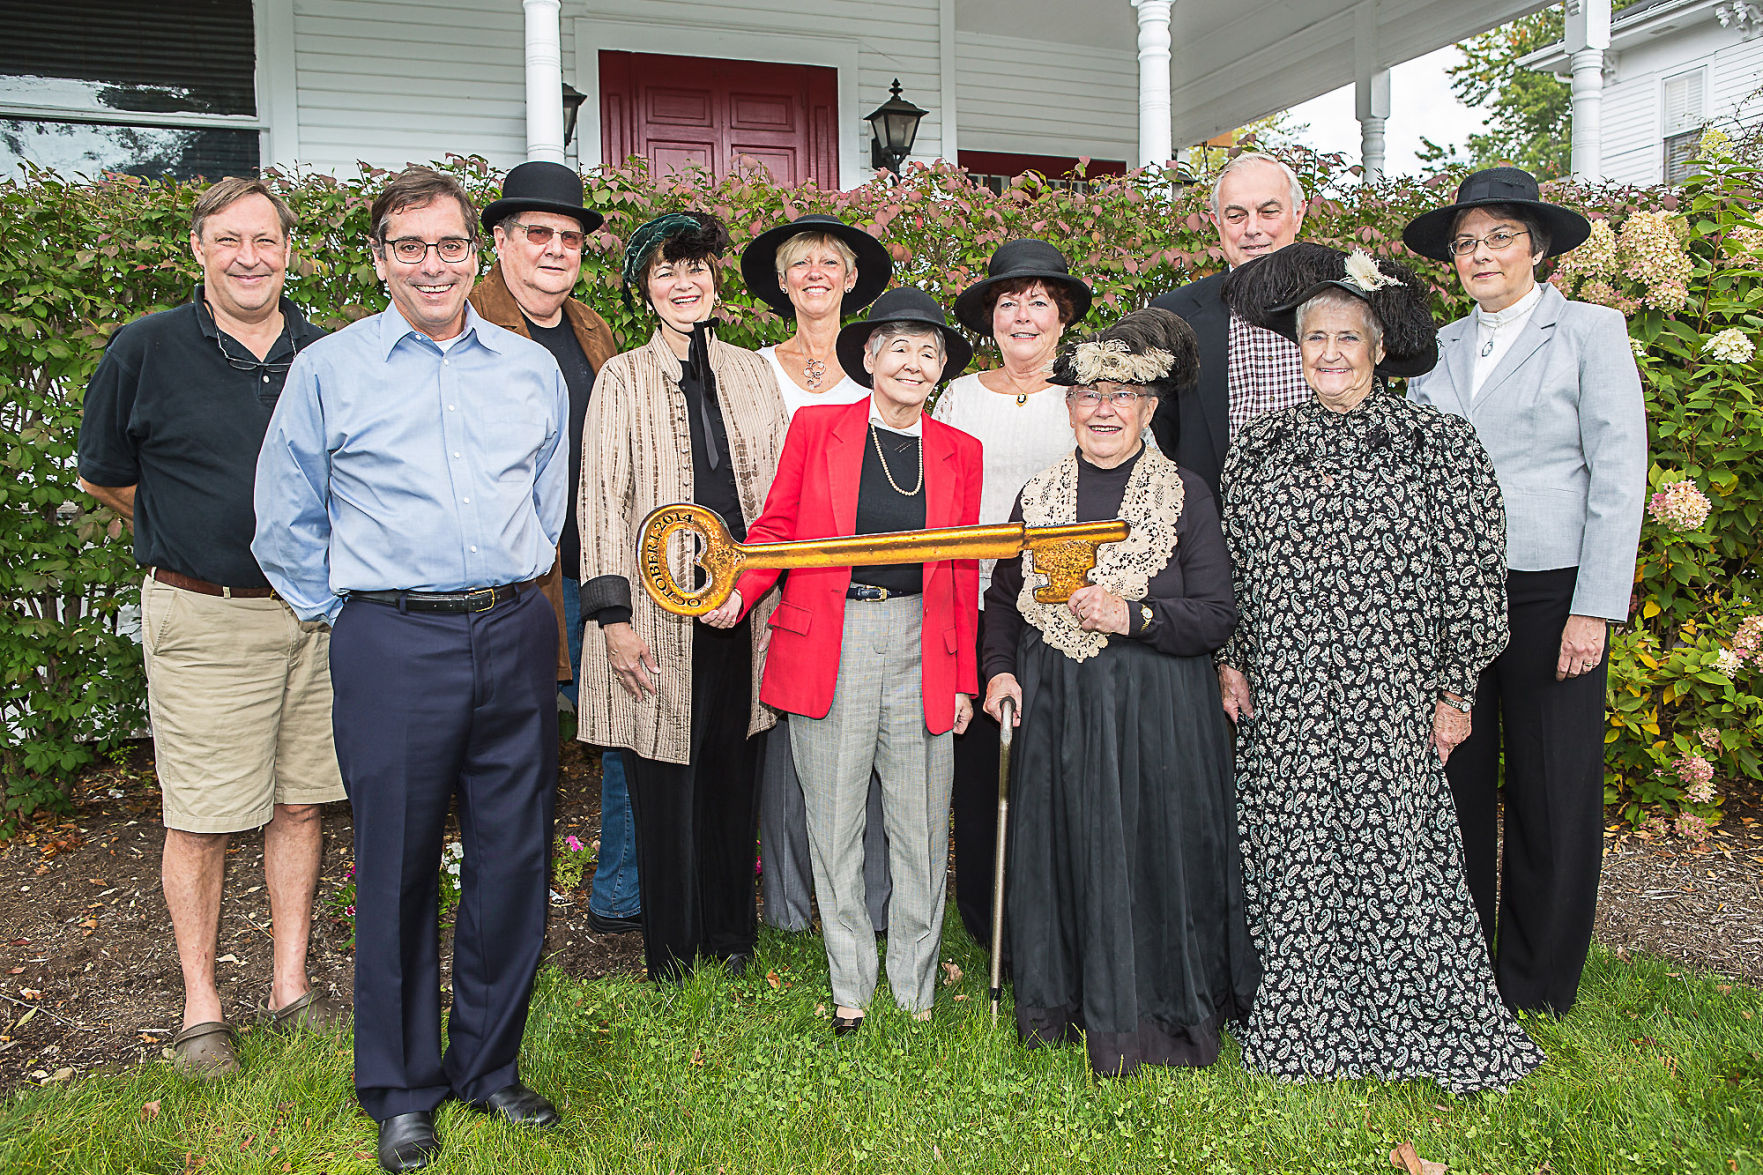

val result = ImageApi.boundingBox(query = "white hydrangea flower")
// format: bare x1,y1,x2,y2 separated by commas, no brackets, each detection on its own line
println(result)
1715,647,1743,676
1703,328,1756,363
1629,337,1647,359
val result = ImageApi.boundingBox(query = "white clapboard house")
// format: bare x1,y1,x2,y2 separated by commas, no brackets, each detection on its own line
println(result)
4,0,1560,188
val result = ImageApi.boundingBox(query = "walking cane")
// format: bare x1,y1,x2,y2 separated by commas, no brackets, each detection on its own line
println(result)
989,694,1016,1026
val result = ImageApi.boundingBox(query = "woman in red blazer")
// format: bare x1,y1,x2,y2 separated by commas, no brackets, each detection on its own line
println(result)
705,288,981,1035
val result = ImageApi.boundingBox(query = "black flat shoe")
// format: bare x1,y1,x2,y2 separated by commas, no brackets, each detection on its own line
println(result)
587,909,643,935
468,1082,560,1128
722,952,750,979
831,1013,864,1037
377,1111,440,1173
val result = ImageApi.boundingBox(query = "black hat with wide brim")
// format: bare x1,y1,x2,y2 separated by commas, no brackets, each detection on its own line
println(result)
480,160,606,235
739,214,893,317
1221,242,1439,379
952,238,1093,335
835,287,974,389
1401,166,1591,263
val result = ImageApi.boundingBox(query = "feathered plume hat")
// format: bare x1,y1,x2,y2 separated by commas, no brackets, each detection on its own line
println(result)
1219,242,1439,378
1047,307,1199,398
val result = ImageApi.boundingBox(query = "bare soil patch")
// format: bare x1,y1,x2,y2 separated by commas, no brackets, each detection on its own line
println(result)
0,738,643,1094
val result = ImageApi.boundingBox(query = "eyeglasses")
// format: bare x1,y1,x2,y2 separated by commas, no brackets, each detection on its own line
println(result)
381,236,477,264
215,332,293,375
509,222,587,252
1447,228,1532,256
1066,389,1152,408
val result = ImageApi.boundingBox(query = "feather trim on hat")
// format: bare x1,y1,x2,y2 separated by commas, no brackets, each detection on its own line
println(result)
1050,308,1200,393
1067,339,1175,385
1343,249,1402,292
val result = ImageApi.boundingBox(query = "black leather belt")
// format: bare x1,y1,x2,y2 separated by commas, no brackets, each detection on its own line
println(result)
349,580,536,613
847,584,920,601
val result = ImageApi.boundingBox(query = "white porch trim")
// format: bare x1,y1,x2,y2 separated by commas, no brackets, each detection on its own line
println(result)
524,0,565,163
1132,0,1174,167
570,15,867,188
1565,0,1612,179
255,0,300,169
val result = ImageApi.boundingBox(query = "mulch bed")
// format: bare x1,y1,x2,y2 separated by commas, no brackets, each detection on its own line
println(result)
1,742,1759,1094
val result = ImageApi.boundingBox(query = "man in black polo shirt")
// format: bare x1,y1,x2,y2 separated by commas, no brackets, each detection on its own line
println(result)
77,177,347,1077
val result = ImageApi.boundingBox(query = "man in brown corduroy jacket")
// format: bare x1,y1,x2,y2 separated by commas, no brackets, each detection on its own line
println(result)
470,161,643,935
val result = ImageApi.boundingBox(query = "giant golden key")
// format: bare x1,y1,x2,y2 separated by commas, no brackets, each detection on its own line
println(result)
637,502,1130,617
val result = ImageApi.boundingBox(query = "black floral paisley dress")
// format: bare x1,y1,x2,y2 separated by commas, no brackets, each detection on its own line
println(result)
1219,386,1544,1096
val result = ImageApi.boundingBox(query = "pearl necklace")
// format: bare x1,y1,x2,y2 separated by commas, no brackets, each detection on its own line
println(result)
869,425,923,496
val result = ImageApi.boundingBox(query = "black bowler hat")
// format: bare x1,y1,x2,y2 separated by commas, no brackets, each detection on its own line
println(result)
835,287,974,389
1401,166,1590,263
952,238,1092,336
739,213,893,317
1221,242,1439,379
480,161,605,235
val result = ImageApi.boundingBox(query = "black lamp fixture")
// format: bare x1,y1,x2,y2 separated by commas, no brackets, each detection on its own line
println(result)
561,81,587,148
865,79,928,176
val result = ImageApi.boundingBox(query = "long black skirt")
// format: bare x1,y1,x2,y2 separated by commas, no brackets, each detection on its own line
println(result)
1005,629,1260,1076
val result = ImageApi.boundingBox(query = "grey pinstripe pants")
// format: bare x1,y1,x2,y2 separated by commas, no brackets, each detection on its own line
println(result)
790,597,953,1013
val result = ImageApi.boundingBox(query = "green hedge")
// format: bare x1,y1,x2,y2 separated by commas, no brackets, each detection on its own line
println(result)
1,148,1759,835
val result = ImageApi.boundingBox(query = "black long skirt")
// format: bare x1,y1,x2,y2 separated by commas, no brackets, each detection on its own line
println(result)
1005,629,1260,1076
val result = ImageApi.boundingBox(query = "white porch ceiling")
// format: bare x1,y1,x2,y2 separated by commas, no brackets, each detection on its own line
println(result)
954,0,1557,143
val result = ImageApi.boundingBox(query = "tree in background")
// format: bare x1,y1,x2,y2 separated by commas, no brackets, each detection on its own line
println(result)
1420,1,1640,179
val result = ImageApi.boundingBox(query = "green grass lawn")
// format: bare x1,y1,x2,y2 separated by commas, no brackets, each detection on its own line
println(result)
2,927,1759,1175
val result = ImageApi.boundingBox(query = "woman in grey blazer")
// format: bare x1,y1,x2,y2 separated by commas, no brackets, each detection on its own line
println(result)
1403,168,1647,1016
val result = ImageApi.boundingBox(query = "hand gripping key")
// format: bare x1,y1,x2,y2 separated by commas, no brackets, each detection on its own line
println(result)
636,503,1131,617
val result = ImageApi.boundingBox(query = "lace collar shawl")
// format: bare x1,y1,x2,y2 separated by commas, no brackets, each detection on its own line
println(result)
1015,444,1185,662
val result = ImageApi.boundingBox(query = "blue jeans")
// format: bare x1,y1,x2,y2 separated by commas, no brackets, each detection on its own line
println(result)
560,578,642,918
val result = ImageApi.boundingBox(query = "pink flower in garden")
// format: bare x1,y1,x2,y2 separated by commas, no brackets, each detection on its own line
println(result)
1673,754,1714,788
1648,480,1711,531
565,834,585,853
1674,811,1712,843
1620,211,1693,312
1697,727,1722,751
1733,615,1763,661
1685,779,1718,805
1716,648,1744,676
1639,815,1669,838
345,904,356,917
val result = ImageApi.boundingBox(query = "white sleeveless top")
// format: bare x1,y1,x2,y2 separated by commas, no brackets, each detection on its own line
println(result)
758,345,871,420
931,372,1075,601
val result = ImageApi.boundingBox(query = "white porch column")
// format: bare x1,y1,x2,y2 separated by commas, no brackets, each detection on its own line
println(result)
1356,69,1390,181
1565,0,1611,180
1132,0,1173,168
523,0,566,164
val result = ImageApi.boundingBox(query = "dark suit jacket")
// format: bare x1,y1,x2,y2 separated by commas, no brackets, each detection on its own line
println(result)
1149,271,1230,498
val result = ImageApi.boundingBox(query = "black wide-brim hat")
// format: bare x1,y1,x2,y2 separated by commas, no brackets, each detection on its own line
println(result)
953,238,1093,335
1401,166,1590,263
1221,242,1439,379
739,213,893,317
835,287,974,389
481,160,606,235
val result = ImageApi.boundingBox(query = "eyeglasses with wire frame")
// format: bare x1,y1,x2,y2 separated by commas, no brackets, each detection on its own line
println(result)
1066,388,1154,408
1447,228,1533,257
380,236,477,264
506,222,588,252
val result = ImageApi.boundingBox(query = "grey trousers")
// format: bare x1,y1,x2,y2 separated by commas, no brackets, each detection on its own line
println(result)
790,597,954,1013
759,717,891,932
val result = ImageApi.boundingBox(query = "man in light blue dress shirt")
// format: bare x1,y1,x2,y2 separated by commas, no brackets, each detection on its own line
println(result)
253,167,569,1174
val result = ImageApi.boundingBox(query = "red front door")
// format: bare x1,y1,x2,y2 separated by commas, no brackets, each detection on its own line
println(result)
599,51,839,187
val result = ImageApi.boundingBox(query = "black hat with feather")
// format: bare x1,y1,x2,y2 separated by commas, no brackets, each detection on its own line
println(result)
1219,242,1439,379
1047,307,1200,400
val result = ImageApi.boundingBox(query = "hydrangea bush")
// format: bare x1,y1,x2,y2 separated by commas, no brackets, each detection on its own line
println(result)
1,141,1759,831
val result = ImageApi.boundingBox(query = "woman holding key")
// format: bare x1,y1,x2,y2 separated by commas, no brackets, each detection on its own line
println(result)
702,287,981,1035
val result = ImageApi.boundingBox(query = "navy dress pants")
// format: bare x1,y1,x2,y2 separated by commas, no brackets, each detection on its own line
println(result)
1447,567,1608,1016
329,588,557,1121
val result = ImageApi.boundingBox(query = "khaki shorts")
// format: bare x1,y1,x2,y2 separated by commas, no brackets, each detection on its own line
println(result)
141,574,347,833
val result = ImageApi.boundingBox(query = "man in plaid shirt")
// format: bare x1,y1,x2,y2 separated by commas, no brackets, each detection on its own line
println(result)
1150,152,1308,499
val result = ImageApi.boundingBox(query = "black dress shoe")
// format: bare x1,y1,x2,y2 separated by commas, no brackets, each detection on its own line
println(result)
468,1082,560,1128
587,908,643,935
377,1111,440,1173
722,952,750,979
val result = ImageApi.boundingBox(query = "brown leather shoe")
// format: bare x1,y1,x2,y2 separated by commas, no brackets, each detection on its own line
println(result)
170,1021,239,1077
266,989,350,1034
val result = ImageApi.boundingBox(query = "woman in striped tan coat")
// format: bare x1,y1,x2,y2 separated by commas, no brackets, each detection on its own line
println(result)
576,212,788,982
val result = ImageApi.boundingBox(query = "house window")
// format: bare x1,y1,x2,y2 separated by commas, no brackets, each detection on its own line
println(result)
1661,69,1706,185
0,0,261,182
958,151,1128,197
